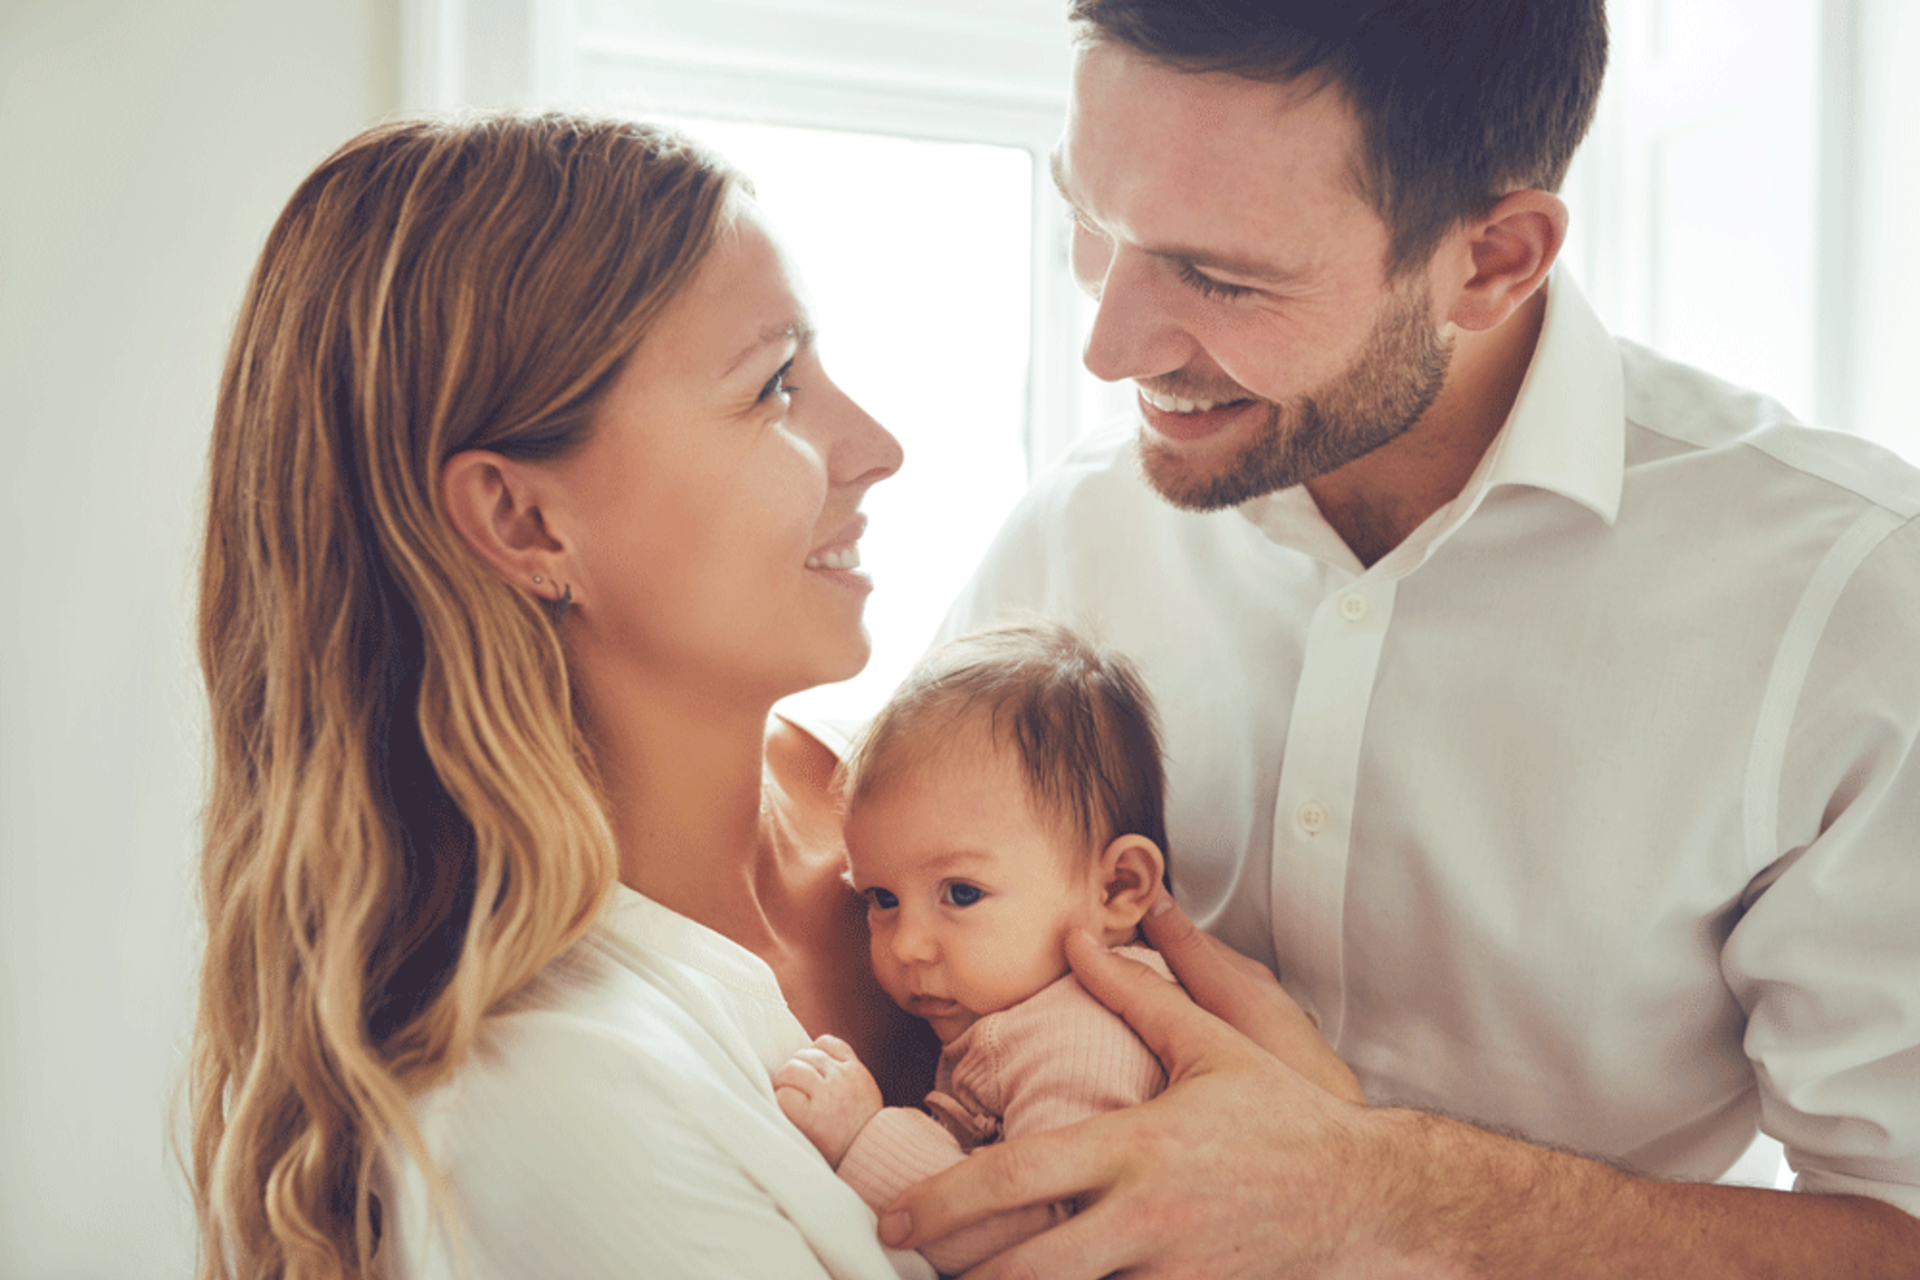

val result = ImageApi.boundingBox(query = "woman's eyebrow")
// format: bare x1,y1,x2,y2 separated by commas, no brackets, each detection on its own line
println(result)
724,322,814,377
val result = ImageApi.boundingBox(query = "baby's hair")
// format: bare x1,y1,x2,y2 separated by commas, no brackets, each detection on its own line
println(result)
841,620,1168,867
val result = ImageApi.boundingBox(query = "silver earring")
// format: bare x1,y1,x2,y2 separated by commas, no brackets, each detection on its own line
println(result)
555,583,573,620
532,574,544,584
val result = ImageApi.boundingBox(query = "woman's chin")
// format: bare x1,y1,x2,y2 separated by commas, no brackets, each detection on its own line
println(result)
779,631,872,699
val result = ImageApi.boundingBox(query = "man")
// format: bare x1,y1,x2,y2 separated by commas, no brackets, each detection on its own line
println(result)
878,1,1920,1274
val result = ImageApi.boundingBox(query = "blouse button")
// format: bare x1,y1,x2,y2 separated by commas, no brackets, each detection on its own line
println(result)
1296,801,1330,835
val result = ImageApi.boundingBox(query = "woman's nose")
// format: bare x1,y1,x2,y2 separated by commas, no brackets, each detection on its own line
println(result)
828,381,903,489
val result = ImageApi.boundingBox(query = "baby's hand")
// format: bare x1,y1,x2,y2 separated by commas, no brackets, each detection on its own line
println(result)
773,1034,884,1167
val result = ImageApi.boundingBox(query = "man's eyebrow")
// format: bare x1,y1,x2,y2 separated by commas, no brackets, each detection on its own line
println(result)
724,322,813,377
1048,146,1073,205
1049,146,1308,287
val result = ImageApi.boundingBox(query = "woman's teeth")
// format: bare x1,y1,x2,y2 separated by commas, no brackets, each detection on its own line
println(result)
807,546,860,571
1139,387,1230,414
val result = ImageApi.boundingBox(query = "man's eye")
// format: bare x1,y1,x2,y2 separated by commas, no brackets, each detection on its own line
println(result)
944,883,984,907
1177,262,1255,301
867,888,898,910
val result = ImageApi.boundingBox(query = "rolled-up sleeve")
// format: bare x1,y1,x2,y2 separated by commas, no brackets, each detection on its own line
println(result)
1724,512,1920,1217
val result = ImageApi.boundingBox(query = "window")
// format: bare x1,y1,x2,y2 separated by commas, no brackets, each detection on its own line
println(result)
1563,0,1919,462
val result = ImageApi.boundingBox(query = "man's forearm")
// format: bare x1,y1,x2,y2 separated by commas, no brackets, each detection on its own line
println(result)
1367,1108,1920,1278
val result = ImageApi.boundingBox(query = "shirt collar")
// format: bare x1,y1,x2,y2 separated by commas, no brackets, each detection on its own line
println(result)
1480,265,1624,527
1236,265,1624,570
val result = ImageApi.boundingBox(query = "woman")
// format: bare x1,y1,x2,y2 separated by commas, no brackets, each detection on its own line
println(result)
188,111,938,1279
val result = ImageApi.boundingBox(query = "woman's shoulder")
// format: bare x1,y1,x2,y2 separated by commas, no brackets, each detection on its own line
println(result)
767,708,861,777
387,912,928,1279
764,710,859,838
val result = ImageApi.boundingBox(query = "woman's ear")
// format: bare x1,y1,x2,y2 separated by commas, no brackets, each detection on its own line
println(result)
1444,188,1568,334
1095,833,1168,935
441,449,566,595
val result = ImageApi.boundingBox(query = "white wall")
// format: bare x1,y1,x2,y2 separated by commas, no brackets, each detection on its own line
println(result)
0,1,398,1275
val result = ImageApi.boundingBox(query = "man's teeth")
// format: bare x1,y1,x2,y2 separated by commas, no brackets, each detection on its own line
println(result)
806,546,860,571
1139,386,1228,414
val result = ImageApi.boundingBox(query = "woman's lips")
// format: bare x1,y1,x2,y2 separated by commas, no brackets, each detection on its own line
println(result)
805,514,867,570
805,515,872,589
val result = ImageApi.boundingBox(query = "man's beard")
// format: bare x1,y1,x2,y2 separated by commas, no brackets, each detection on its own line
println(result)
1137,278,1453,512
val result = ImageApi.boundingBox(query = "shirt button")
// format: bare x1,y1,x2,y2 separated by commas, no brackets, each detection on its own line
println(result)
1296,801,1330,835
1338,592,1368,622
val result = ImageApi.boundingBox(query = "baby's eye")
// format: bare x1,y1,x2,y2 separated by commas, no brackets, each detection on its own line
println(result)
866,887,898,911
943,882,985,908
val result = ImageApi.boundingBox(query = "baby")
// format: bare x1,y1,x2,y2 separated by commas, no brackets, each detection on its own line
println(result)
774,620,1177,1276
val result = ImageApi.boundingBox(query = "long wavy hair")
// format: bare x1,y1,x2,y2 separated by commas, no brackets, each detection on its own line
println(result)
188,111,740,1279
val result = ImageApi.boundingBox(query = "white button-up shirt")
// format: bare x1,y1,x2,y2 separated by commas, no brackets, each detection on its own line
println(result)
938,271,1920,1214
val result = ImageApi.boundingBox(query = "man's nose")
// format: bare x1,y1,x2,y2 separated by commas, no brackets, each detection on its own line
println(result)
1081,245,1195,385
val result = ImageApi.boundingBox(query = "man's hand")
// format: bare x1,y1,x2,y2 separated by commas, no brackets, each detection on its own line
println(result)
878,894,1383,1278
774,1034,884,1168
1136,890,1364,1103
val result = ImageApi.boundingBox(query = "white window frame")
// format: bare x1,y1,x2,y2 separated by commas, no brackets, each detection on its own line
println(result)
1560,0,1885,446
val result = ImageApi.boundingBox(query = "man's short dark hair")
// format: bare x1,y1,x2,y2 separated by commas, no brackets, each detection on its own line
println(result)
1070,0,1609,273
841,620,1169,864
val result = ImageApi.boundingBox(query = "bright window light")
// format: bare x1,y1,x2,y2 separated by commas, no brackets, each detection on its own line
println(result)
644,116,1037,724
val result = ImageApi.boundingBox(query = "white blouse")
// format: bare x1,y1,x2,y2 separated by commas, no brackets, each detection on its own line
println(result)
938,269,1920,1216
383,882,933,1280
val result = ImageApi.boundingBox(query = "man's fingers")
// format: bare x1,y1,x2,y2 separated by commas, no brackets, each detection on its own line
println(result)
882,1113,1120,1251
1064,928,1245,1079
1135,893,1366,1103
1139,889,1270,1010
942,1197,1140,1280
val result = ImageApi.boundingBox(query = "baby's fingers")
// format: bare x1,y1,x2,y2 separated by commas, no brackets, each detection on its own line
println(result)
773,1056,825,1094
810,1033,857,1063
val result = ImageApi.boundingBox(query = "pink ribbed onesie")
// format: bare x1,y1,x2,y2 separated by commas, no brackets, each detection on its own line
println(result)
834,945,1174,1276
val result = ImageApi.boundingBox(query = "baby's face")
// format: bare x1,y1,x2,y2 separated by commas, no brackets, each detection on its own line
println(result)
845,748,1105,1044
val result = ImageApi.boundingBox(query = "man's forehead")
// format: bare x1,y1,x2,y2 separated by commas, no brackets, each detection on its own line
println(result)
1057,44,1380,274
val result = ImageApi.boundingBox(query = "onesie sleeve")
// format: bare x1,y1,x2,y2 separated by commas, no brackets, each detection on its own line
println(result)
904,951,1173,1275
970,952,1172,1143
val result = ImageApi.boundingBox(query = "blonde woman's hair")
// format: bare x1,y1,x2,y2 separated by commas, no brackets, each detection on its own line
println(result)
188,111,741,1279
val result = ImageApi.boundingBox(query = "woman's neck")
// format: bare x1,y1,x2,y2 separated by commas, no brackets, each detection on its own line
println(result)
582,671,787,952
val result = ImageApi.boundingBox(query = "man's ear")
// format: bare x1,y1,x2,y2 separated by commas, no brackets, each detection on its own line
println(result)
441,449,567,597
1096,833,1168,934
1444,188,1568,334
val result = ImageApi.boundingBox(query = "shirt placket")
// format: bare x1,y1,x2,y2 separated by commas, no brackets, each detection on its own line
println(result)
1269,575,1393,1047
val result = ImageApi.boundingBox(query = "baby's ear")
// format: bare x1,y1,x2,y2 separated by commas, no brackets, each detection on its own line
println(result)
1097,834,1167,931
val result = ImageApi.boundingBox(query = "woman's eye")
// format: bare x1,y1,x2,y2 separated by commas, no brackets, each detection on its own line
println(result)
944,883,984,907
867,887,898,910
759,358,797,402
1177,262,1255,302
